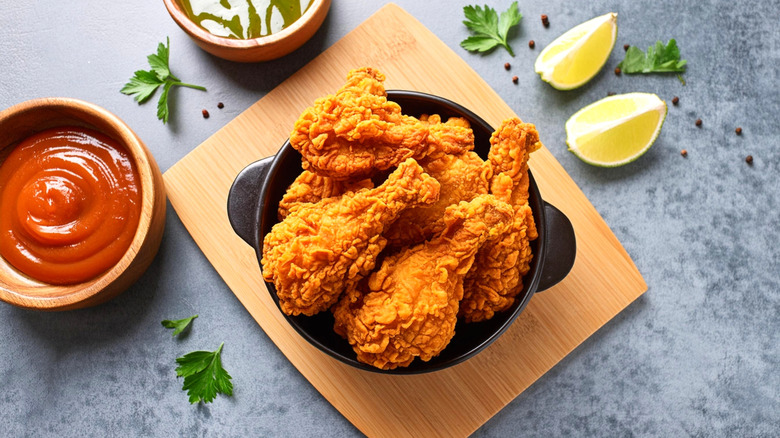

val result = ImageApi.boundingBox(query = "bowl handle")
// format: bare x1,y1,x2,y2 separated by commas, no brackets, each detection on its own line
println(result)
227,157,274,245
536,202,576,292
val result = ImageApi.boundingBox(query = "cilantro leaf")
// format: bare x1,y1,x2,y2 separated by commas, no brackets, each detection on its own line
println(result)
161,314,198,337
175,343,233,404
618,39,688,74
461,2,522,56
121,37,206,124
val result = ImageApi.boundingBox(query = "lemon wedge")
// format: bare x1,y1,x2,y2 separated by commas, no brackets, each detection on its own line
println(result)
535,12,618,90
565,93,667,167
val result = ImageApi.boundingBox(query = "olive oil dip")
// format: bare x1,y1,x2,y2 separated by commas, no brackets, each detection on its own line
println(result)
177,0,314,39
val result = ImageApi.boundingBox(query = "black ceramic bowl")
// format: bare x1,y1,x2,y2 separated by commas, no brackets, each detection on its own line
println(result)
227,91,576,374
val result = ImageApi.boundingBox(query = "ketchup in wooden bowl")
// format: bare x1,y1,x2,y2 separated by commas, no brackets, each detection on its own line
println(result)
0,127,142,284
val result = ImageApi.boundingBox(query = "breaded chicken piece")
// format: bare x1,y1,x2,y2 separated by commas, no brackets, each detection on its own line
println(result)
290,68,472,180
419,114,475,160
486,117,541,205
383,150,491,247
277,171,373,220
332,195,512,369
262,159,440,316
460,118,542,322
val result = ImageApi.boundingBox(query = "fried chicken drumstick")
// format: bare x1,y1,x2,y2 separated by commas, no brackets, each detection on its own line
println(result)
290,68,473,180
262,159,440,316
383,150,492,248
277,171,373,220
332,195,513,369
460,118,542,322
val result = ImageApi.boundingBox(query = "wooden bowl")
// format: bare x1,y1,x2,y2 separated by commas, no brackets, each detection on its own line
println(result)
162,0,331,62
0,98,167,311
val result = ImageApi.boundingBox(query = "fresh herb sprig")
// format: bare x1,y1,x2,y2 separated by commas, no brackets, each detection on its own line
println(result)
175,343,233,404
161,315,198,337
121,37,206,124
461,2,522,56
618,39,688,74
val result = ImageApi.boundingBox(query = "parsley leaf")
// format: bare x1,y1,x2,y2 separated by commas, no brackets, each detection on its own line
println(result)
461,2,522,56
618,39,688,74
147,39,174,81
121,37,206,124
175,343,233,404
161,314,198,337
157,82,174,125
120,70,164,104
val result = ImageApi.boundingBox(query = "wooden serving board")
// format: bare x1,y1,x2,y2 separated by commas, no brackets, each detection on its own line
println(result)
163,4,647,437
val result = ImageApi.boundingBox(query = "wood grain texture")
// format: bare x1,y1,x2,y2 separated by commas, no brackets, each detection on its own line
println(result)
163,4,647,437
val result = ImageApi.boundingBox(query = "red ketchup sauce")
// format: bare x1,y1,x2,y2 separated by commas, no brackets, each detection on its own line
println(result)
0,127,142,284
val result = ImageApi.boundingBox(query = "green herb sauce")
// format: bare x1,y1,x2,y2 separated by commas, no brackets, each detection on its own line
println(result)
178,0,314,39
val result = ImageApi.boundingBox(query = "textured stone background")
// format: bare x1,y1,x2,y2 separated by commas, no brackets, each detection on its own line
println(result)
0,1,778,436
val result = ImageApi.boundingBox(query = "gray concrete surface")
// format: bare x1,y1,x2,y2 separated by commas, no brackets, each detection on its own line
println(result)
1,1,778,436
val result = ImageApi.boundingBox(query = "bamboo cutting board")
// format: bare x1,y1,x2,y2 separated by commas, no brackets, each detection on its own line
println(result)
163,4,647,437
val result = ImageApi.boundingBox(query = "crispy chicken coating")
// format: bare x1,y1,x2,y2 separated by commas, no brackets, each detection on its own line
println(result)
269,66,547,367
277,171,373,220
420,114,475,160
332,195,512,369
290,67,472,180
262,159,440,316
460,118,542,322
383,150,491,248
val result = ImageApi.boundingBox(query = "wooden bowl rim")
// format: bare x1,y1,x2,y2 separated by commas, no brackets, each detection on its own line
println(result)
162,0,330,49
0,97,160,309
